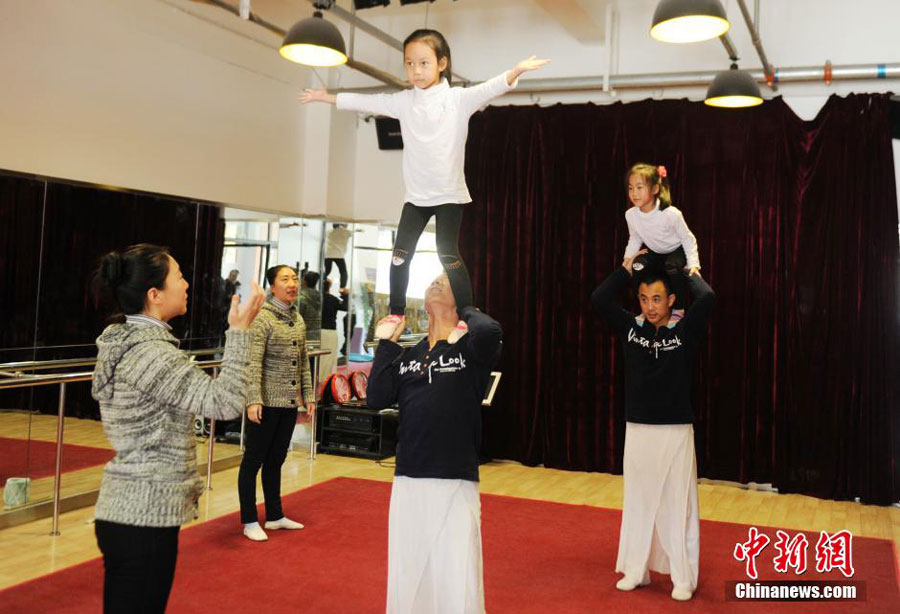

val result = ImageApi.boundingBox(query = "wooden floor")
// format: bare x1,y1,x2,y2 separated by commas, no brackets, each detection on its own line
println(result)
1,414,898,591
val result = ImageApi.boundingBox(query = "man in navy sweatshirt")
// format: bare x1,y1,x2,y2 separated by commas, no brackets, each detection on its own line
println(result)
592,250,715,602
368,272,502,614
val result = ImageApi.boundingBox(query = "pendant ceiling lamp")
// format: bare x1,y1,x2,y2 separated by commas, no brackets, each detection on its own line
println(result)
279,2,348,67
650,0,730,43
704,64,763,108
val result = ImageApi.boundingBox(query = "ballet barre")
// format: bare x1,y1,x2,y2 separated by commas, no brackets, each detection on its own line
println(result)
0,347,329,534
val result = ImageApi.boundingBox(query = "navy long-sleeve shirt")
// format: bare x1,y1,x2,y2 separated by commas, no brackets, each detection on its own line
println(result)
366,306,502,482
322,292,349,330
591,267,715,424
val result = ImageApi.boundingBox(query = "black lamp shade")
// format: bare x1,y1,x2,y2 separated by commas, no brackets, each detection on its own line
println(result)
705,66,763,108
650,0,730,43
280,12,348,67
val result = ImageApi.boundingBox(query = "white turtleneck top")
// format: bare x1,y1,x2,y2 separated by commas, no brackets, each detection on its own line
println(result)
624,200,701,270
336,72,518,207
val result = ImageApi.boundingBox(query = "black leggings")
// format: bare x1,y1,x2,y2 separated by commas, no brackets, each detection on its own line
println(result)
324,258,348,288
390,202,473,315
237,407,298,524
633,247,688,310
95,520,180,614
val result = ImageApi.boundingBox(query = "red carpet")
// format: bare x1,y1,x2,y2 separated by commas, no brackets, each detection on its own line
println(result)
0,437,114,486
1,477,897,613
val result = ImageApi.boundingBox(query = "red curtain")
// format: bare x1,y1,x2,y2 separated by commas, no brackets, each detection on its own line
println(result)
461,94,899,504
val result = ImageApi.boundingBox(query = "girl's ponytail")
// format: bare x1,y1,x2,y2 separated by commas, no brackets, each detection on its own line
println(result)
94,244,171,320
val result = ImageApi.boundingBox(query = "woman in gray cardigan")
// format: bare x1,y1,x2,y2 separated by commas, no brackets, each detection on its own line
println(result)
92,244,264,613
238,264,317,541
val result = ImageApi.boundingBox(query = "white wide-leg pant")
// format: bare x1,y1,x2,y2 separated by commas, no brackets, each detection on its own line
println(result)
387,476,484,614
615,422,700,591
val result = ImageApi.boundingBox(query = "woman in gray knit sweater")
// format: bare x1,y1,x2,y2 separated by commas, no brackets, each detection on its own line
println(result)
92,244,264,613
238,264,317,541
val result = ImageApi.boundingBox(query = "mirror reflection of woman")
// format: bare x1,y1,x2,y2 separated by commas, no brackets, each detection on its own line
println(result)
238,265,317,542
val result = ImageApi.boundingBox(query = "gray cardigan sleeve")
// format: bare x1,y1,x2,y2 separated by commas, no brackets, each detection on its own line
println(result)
122,329,252,420
246,315,270,407
298,324,315,405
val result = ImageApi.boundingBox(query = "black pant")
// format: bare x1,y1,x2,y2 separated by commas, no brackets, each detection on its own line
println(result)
390,202,473,315
237,407,298,524
633,247,688,310
95,520,180,614
324,257,348,288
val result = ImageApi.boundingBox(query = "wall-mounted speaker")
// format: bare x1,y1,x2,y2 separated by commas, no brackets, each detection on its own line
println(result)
375,117,403,150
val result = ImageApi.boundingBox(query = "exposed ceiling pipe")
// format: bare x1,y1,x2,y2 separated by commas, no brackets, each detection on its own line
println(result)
718,32,739,63
736,0,776,90
190,0,407,88
348,2,356,59
191,0,286,39
306,0,471,85
602,1,615,92
331,63,900,95
344,58,407,89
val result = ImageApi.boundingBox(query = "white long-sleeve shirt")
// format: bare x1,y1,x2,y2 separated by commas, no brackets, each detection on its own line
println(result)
324,226,352,258
623,200,701,270
336,72,517,207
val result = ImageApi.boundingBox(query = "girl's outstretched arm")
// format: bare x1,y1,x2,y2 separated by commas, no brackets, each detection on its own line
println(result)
507,55,551,85
458,56,550,115
298,87,336,105
308,87,403,118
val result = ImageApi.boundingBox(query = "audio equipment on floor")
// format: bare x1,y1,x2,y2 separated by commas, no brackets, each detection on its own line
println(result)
316,404,397,460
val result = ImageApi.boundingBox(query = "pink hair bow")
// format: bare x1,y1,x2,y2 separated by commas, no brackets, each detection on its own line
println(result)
657,165,667,178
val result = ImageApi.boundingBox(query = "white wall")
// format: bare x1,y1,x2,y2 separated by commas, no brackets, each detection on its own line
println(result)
0,0,314,216
298,101,332,218
350,118,405,222
326,101,362,219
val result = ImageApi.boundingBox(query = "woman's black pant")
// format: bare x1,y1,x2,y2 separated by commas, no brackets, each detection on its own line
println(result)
237,406,298,524
95,519,180,614
389,202,473,315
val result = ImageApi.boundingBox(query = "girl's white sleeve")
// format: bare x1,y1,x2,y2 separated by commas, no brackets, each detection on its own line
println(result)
335,91,403,118
623,213,643,259
672,209,701,269
458,71,518,116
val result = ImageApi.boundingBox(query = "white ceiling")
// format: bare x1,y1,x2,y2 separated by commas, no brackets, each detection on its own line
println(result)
184,0,622,87
250,0,609,27
211,0,613,51
177,0,900,94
